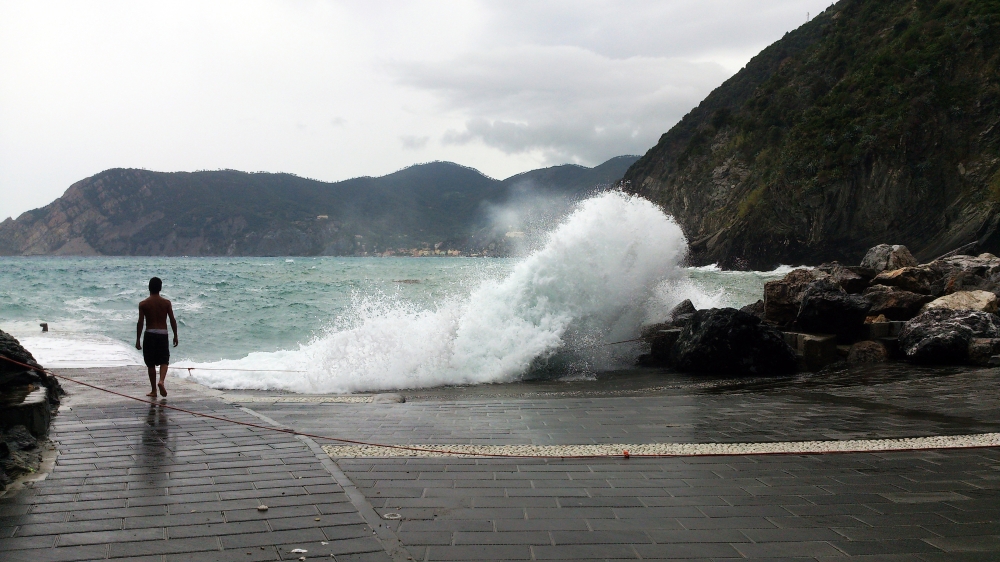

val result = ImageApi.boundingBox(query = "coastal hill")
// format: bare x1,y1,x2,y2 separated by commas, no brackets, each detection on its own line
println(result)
623,0,1000,269
0,156,636,257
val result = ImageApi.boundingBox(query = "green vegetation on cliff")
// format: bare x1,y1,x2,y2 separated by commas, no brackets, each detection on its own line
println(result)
624,0,1000,269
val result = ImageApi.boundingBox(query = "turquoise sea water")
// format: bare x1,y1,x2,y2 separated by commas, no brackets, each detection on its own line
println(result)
0,194,797,393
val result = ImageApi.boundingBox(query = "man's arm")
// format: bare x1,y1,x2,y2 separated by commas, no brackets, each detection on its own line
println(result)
167,302,178,347
135,306,144,350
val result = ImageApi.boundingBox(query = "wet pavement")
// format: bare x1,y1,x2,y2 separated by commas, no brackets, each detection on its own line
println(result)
2,365,1000,560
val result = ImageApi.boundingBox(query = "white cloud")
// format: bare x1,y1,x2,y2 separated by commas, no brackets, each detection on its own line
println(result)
0,0,836,219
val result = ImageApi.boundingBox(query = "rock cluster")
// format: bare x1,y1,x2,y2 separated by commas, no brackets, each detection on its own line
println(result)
0,330,61,404
0,329,60,490
641,244,1000,374
0,425,41,490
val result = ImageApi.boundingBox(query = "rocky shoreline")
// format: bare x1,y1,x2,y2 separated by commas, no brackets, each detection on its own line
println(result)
641,243,1000,375
0,330,62,491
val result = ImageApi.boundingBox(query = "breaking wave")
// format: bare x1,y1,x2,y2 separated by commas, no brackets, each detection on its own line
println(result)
178,192,691,393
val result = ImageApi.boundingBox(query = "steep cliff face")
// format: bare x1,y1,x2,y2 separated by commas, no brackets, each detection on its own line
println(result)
623,0,1000,269
0,157,637,256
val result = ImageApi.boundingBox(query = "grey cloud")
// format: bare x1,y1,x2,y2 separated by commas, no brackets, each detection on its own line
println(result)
399,135,429,150
397,45,728,164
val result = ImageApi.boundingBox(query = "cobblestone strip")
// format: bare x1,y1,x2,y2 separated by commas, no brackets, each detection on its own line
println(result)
323,433,1000,458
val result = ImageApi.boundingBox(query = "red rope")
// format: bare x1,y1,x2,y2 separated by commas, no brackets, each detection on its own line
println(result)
1,354,996,460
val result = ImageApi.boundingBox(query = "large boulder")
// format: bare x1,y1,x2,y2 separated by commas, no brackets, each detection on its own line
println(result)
817,263,871,293
863,285,934,321
929,253,1000,295
899,309,1000,364
861,244,917,273
672,308,796,376
871,266,940,295
921,290,999,314
0,330,46,389
795,278,872,341
763,268,824,326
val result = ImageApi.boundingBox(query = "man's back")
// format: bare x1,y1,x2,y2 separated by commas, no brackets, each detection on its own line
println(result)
139,295,172,330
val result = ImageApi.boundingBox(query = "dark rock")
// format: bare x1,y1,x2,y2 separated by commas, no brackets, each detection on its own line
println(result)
929,253,1000,295
669,299,696,319
740,299,765,320
640,322,672,338
846,266,878,282
847,341,889,365
0,441,8,460
899,309,1000,364
871,266,940,295
0,330,44,386
860,244,917,273
969,338,1000,366
671,313,694,327
4,425,38,450
863,285,934,321
672,308,796,376
818,262,868,293
795,278,871,341
764,268,824,326
642,328,682,366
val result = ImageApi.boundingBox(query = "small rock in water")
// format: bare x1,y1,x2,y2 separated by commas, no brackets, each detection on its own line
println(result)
257,505,268,511
968,339,1000,366
847,341,889,365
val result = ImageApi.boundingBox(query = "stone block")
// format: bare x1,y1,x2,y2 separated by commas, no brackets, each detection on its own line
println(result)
640,329,681,366
782,332,838,372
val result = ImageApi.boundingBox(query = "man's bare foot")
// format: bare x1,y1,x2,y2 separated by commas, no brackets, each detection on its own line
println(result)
158,383,167,397
146,390,157,398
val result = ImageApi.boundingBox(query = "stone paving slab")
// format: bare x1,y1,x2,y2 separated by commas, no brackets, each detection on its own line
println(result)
3,366,1000,560
0,370,393,562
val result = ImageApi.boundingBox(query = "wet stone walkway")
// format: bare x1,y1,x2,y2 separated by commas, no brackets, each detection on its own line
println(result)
2,365,1000,560
0,370,391,562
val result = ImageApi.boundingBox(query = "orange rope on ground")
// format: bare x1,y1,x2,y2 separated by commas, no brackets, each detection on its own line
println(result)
2,354,997,460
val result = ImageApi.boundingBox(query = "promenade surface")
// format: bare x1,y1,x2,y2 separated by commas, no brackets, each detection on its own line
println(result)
2,365,1000,561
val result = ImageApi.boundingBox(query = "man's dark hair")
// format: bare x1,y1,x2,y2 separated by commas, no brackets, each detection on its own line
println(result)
149,277,162,294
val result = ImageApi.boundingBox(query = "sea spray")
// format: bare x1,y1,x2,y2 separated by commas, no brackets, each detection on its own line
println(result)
180,192,690,393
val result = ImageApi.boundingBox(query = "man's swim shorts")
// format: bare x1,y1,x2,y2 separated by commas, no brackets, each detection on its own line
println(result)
143,332,170,367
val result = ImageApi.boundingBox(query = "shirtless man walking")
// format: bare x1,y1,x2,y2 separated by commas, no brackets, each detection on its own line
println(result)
135,277,178,397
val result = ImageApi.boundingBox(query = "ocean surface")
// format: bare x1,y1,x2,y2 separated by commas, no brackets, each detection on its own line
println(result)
1,193,798,394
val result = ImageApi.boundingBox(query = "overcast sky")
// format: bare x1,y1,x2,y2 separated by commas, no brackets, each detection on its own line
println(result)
0,0,834,220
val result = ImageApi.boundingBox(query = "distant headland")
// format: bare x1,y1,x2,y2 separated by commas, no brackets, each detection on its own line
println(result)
0,157,637,258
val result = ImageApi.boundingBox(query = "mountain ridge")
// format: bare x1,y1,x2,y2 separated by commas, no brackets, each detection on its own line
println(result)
0,157,637,257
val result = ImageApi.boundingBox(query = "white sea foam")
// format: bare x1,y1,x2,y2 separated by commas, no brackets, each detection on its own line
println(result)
14,332,142,368
178,192,693,393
